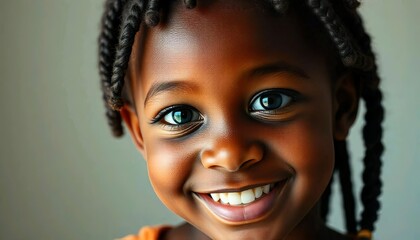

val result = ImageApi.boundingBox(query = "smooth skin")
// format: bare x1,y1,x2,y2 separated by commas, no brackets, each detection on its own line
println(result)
120,1,358,239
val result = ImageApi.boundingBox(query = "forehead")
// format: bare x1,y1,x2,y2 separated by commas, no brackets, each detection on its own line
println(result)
128,0,328,97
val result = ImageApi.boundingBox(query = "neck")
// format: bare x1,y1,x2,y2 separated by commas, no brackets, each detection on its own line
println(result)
285,203,351,240
285,203,325,240
163,222,210,240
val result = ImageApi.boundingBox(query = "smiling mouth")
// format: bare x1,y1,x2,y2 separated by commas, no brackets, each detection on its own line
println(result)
208,184,274,206
194,180,288,224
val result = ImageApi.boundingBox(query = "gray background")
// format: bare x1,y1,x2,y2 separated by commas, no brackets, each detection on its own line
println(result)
1,0,419,239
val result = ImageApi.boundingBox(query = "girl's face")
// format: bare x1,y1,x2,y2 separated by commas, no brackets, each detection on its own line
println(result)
123,1,349,239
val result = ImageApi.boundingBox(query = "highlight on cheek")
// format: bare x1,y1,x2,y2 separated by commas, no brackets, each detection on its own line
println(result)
248,88,302,122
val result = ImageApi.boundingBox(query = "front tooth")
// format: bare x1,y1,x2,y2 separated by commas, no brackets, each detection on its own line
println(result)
210,193,220,202
220,193,229,204
263,184,270,194
254,187,263,198
240,189,255,204
227,192,242,205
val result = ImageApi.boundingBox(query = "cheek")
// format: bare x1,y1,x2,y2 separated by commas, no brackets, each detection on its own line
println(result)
265,100,335,199
290,107,335,199
144,136,197,211
291,121,335,195
289,84,336,187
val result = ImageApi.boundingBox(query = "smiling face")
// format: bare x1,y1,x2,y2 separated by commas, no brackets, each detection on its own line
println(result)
121,1,349,239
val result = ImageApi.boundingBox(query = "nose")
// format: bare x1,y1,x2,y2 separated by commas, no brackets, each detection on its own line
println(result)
200,132,264,172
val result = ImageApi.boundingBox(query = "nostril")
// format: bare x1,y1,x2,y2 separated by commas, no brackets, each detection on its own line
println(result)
200,142,264,172
239,158,260,170
244,142,265,164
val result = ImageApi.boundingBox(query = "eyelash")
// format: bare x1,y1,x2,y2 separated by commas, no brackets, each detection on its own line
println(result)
150,105,204,131
248,89,300,121
150,89,300,133
250,89,297,108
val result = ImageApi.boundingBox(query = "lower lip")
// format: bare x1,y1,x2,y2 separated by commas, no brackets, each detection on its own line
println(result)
195,181,287,224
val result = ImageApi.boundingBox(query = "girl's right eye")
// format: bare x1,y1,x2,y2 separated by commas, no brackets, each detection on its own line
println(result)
163,108,201,125
151,105,204,135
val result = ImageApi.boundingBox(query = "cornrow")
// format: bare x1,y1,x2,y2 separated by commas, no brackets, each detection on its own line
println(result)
97,0,384,238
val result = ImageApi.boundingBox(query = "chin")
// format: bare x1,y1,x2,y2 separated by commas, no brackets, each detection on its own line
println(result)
205,223,289,240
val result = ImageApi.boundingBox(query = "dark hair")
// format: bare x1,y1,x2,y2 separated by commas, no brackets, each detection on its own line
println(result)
98,0,384,238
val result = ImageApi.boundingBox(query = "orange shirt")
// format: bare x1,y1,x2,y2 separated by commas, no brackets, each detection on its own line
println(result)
117,226,172,240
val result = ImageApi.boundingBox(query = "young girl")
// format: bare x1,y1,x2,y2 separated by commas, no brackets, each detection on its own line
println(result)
98,0,384,239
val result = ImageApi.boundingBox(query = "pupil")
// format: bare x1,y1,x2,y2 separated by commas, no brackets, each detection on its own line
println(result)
173,109,192,124
261,94,282,110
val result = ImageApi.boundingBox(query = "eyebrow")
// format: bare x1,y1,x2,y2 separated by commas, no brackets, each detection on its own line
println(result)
143,62,309,107
246,61,310,80
144,81,196,107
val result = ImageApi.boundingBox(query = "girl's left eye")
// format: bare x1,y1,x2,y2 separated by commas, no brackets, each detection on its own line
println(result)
249,90,293,111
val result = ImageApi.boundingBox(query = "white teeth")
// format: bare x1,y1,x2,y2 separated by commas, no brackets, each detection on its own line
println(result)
240,189,255,204
220,193,229,204
208,184,274,205
210,193,220,202
227,192,242,206
254,187,263,198
263,184,270,194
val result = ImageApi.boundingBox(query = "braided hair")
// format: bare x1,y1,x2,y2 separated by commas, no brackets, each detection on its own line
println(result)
97,0,384,238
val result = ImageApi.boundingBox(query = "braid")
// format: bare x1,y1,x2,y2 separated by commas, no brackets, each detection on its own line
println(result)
360,84,384,231
304,0,383,236
320,164,336,222
306,0,372,70
145,0,161,27
99,0,126,88
335,1,384,234
99,0,199,135
108,0,145,110
336,140,357,234
98,0,128,136
321,140,357,235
